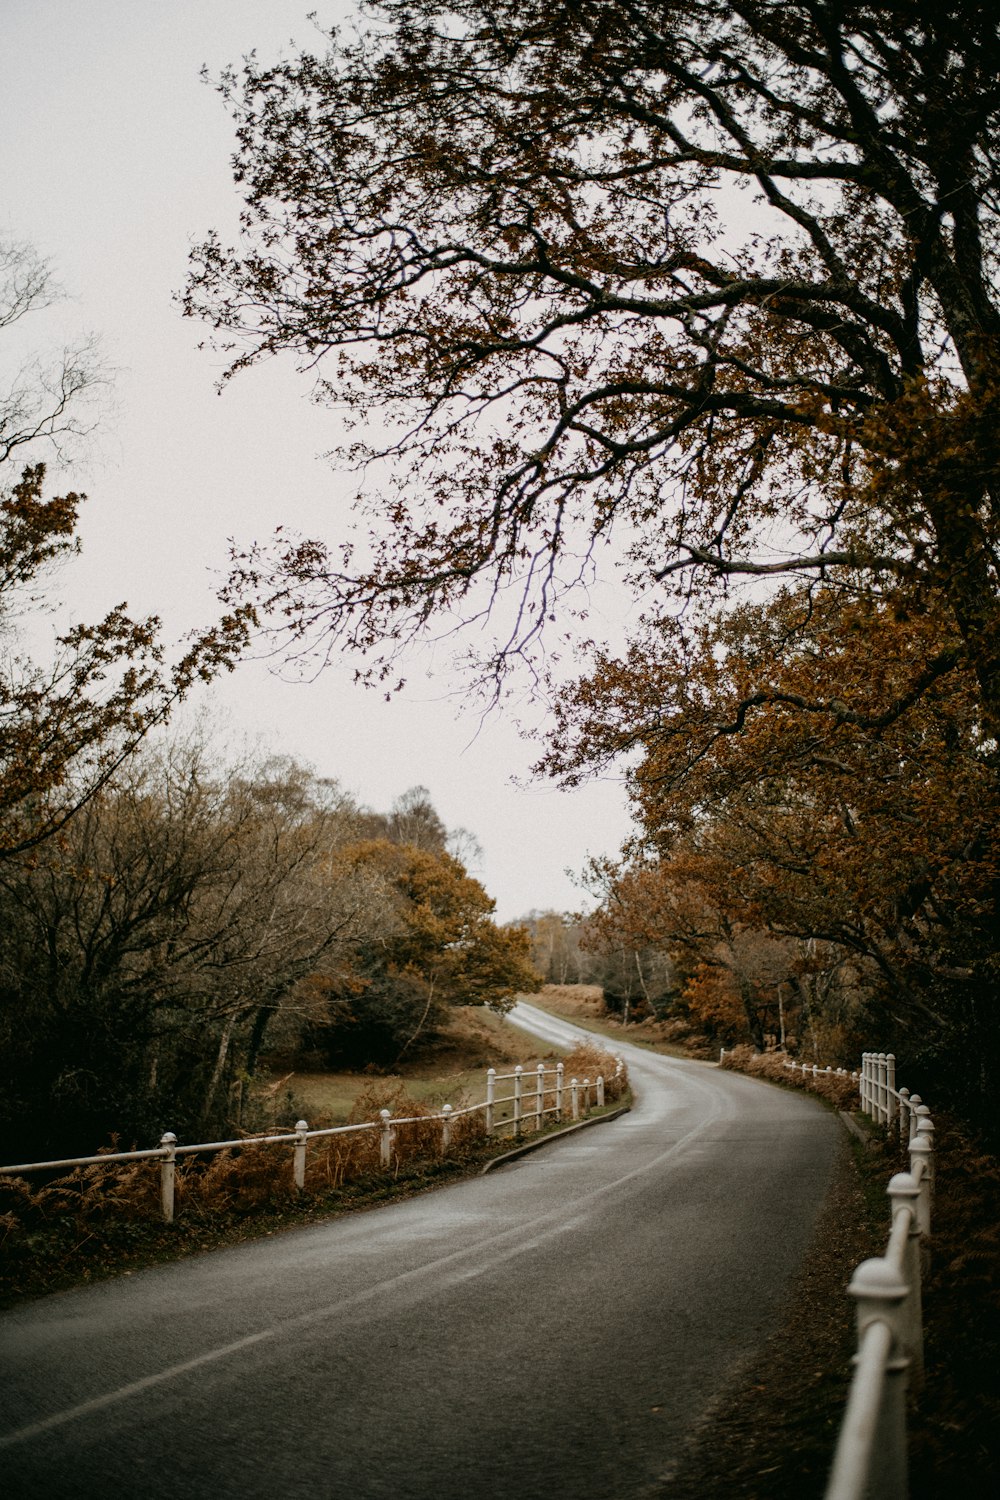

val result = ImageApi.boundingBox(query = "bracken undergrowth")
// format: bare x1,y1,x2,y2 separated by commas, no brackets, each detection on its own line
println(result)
0,1044,628,1306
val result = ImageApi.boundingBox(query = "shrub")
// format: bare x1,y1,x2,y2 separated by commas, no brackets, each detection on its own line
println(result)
561,1042,629,1102
720,1046,859,1110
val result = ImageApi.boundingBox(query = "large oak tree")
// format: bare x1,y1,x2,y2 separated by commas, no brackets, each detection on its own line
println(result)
185,3,1000,1109
187,0,1000,727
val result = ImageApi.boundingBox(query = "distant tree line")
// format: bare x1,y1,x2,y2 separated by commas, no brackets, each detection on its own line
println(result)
517,908,674,1026
0,751,535,1162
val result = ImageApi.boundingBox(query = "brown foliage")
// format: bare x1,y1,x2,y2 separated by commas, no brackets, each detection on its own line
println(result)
180,6,1000,1128
0,464,251,861
560,1041,629,1103
550,583,1000,1116
188,3,1000,745
720,1044,859,1111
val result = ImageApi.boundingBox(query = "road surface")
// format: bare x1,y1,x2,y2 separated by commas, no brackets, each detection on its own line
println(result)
0,1002,840,1498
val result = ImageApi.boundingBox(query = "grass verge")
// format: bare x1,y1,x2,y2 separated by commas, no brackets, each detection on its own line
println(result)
522,984,702,1058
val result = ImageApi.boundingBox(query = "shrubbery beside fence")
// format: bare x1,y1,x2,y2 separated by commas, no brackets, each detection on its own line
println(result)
0,1048,626,1227
719,1043,860,1109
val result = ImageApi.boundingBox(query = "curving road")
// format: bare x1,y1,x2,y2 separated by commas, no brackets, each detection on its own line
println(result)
0,1002,840,1498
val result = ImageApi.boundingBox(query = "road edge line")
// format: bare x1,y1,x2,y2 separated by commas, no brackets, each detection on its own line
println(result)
480,1105,631,1173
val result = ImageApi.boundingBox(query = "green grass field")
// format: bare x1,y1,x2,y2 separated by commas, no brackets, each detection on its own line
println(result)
281,1003,568,1125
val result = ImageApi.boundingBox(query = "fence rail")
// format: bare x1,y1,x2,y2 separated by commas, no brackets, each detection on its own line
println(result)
824,1053,934,1500
719,1044,933,1498
0,1059,621,1224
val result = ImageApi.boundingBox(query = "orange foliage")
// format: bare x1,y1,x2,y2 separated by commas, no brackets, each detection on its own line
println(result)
681,965,747,1044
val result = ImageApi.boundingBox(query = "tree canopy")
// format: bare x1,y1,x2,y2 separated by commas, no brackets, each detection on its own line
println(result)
187,0,1000,719
555,583,999,1081
310,835,537,1068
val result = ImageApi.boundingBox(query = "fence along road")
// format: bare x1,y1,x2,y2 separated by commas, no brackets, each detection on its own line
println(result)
0,1001,839,1500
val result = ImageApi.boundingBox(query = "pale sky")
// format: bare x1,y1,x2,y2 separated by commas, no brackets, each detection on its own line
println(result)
1,0,637,922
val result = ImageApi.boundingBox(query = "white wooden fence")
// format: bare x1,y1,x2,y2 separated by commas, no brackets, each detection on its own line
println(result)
784,1058,859,1085
825,1053,935,1500
718,1044,934,1497
0,1060,617,1224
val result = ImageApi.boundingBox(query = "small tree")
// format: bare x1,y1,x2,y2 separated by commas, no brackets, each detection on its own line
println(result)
1,238,250,860
313,837,537,1067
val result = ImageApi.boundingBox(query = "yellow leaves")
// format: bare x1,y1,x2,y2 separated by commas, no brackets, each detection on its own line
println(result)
682,964,746,1035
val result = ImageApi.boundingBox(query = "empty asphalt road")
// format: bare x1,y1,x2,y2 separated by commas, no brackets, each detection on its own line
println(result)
1,1003,840,1498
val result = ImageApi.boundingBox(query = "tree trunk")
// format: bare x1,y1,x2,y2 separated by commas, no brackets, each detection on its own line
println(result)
244,1001,279,1082
202,1009,239,1124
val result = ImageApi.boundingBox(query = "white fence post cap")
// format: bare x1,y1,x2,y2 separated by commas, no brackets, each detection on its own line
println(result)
849,1256,908,1304
888,1171,920,1204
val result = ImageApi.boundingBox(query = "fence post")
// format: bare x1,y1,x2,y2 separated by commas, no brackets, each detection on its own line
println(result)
293,1120,308,1190
848,1257,911,1498
514,1065,523,1138
871,1053,880,1122
887,1172,924,1388
880,1053,890,1123
897,1086,910,1145
597,1074,605,1107
160,1132,177,1224
441,1104,453,1154
486,1067,496,1136
536,1064,545,1129
380,1109,392,1168
555,1062,564,1121
907,1095,922,1141
720,1047,726,1064
885,1055,897,1127
908,1130,933,1236
915,1109,935,1200
570,1077,580,1121
583,1077,591,1113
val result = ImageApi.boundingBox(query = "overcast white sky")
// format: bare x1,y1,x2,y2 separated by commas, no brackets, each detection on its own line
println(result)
2,0,637,922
